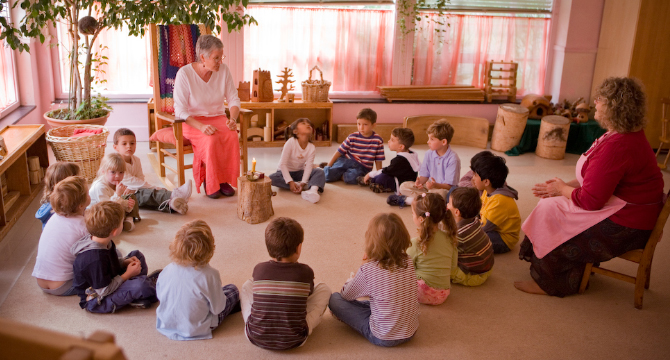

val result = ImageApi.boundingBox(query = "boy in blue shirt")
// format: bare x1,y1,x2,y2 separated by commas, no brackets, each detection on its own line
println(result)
388,119,461,207
320,108,385,184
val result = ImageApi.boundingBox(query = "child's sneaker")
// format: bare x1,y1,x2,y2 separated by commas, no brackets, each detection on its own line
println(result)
301,190,320,204
169,197,188,215
387,194,407,208
370,183,393,193
147,269,162,286
171,180,192,202
128,299,153,309
123,216,135,232
355,176,367,186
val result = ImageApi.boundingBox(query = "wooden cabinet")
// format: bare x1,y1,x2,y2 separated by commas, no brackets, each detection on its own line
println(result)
0,125,48,242
241,101,333,147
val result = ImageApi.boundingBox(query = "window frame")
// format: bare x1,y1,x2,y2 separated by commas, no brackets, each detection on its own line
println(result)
0,2,21,119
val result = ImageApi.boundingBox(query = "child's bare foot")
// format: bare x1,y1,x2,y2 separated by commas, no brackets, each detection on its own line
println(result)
514,280,547,295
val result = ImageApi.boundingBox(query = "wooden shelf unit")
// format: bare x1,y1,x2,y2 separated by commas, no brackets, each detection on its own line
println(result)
484,61,518,103
240,100,333,147
0,125,48,242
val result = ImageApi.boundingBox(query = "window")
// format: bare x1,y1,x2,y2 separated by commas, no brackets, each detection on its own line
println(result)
0,6,20,118
55,22,152,98
244,5,394,93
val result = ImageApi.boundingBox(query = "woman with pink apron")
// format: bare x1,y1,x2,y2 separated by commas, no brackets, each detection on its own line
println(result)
515,78,664,297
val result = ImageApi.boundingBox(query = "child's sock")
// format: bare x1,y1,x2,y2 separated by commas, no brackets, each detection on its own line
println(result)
405,196,414,206
123,216,135,232
169,197,188,215
301,186,320,204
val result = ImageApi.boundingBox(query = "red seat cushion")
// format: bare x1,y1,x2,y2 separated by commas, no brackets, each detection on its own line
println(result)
70,128,103,138
149,127,191,146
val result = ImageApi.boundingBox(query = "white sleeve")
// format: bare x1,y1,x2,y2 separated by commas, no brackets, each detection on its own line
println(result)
301,144,316,184
278,139,294,184
367,169,382,178
222,65,241,110
207,270,227,315
173,68,190,120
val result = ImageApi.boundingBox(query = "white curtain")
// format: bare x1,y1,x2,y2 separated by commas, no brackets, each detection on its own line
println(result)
0,38,18,112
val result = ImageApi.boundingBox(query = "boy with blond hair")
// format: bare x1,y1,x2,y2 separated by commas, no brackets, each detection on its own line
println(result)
389,119,461,207
156,220,240,340
321,108,385,184
33,176,90,296
358,127,420,194
71,201,160,313
241,217,331,350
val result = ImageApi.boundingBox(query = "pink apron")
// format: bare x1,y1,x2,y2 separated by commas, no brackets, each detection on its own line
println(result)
521,132,626,258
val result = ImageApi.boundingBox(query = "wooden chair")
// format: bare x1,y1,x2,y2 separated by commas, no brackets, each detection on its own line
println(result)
148,24,249,188
655,98,670,169
578,190,670,309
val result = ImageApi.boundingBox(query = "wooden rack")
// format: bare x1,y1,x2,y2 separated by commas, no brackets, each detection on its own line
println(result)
484,61,518,102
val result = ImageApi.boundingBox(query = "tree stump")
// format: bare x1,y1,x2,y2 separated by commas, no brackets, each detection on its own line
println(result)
536,115,571,160
491,103,530,152
237,176,274,224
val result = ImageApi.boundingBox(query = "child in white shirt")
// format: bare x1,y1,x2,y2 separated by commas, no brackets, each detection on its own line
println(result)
269,118,325,204
32,176,90,296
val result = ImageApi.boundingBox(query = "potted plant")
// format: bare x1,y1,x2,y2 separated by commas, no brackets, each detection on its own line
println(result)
0,0,255,127
396,0,450,39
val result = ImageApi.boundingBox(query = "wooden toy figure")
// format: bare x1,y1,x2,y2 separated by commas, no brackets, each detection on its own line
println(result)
275,67,295,102
252,69,274,102
238,81,250,102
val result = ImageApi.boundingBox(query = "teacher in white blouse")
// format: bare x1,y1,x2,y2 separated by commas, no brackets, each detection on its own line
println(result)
173,35,241,199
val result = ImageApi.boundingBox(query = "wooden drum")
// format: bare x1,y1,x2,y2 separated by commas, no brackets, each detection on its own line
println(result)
491,103,530,152
536,115,571,160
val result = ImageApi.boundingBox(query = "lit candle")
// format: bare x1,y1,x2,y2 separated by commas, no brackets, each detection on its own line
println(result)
252,158,256,173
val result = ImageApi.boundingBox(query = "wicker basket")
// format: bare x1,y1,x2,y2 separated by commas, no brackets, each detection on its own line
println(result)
46,125,109,182
301,66,331,103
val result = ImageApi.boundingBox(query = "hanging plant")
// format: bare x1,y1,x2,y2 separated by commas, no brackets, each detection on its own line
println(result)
396,0,450,40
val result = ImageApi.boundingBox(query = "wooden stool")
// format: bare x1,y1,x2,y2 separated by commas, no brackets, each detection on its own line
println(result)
536,115,571,160
237,176,274,224
491,103,529,152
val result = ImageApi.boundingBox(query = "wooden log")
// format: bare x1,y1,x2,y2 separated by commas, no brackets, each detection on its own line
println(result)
536,115,571,160
28,156,41,172
237,176,274,224
29,170,41,185
491,104,529,152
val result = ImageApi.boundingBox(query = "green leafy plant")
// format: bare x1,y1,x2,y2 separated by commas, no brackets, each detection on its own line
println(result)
397,0,450,39
0,0,256,120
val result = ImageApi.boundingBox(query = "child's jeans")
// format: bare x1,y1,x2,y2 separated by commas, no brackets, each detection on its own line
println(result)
370,173,396,191
328,292,413,347
398,181,456,202
240,279,331,340
417,279,450,305
135,188,173,213
324,157,369,184
84,250,157,313
213,284,242,328
487,231,511,254
269,168,326,192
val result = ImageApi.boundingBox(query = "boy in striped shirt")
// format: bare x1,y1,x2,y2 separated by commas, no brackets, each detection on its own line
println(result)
240,218,331,350
321,108,385,184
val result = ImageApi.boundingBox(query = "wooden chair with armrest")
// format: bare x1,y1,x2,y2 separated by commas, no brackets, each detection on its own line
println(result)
578,189,669,309
148,24,249,189
654,98,670,169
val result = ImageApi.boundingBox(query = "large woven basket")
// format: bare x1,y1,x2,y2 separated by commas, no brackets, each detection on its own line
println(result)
301,66,331,103
46,125,109,182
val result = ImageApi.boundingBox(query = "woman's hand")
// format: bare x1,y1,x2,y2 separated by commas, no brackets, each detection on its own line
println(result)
200,124,218,136
532,178,567,198
226,118,237,131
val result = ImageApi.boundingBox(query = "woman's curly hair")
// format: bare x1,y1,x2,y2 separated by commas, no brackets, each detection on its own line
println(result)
594,77,647,133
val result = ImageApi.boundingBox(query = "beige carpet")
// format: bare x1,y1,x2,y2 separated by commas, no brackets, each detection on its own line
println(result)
1,143,669,359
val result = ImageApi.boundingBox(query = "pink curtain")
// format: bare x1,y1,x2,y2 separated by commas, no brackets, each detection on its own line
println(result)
0,38,18,112
413,14,550,95
245,6,393,92
56,22,152,95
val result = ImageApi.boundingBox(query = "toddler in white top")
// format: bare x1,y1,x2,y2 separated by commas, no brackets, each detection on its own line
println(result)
268,118,326,203
32,175,90,296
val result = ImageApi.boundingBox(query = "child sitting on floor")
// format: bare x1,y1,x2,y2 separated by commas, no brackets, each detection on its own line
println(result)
156,220,241,340
389,119,461,208
321,108,385,184
329,213,419,347
458,151,519,198
447,187,494,286
471,155,521,254
113,128,192,219
269,118,325,204
407,193,458,305
35,162,81,228
71,201,160,313
241,217,331,350
32,176,90,296
357,127,420,194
